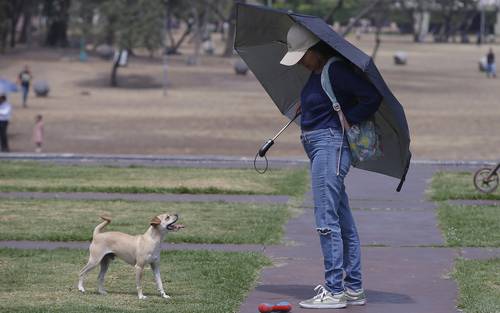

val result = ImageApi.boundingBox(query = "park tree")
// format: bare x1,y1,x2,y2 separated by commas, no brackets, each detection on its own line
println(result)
92,0,165,86
201,0,246,57
433,0,479,42
18,0,38,45
395,0,433,42
44,0,71,47
0,1,9,52
1,0,26,48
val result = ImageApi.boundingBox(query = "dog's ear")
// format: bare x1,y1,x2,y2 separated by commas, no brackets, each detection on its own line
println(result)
150,216,161,226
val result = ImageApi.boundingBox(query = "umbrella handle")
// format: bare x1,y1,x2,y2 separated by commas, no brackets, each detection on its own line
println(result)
254,112,300,174
258,112,300,158
258,139,274,157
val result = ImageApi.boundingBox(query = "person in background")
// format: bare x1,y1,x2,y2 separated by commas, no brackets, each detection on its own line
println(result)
486,48,496,78
18,65,33,107
33,114,44,153
0,88,12,152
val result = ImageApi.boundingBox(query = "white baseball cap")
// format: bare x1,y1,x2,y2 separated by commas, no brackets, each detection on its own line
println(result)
280,24,320,66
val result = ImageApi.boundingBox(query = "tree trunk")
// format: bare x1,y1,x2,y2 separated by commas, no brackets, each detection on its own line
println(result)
46,20,69,47
372,26,382,60
19,1,32,44
189,4,203,65
166,0,175,48
44,0,71,47
0,25,7,53
9,16,18,48
110,50,121,87
413,10,423,42
168,20,192,54
7,0,25,48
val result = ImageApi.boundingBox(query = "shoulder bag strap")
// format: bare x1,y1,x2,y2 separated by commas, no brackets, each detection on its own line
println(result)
320,57,350,130
320,57,347,176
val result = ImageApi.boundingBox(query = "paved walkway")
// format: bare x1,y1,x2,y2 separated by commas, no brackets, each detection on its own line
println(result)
239,163,499,313
1,155,499,313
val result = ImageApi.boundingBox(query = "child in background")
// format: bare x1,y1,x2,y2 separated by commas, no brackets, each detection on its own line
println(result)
33,114,44,153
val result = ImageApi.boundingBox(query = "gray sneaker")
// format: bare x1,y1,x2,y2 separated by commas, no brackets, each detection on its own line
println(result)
345,288,367,305
299,285,347,309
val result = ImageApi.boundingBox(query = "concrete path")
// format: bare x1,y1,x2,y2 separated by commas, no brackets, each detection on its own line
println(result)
238,163,498,313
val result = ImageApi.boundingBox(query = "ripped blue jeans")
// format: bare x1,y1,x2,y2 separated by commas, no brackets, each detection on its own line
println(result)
301,127,362,293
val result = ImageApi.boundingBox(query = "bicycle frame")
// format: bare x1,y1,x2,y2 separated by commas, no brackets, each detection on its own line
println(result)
485,162,500,181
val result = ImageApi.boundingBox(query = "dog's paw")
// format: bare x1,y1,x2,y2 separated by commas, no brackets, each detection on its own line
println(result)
138,295,147,300
98,289,107,295
161,293,171,299
78,286,86,293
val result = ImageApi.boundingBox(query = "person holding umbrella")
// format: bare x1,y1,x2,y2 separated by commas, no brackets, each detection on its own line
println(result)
235,3,412,310
280,24,381,309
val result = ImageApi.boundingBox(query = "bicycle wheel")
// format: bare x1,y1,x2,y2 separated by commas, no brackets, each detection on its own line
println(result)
473,168,499,194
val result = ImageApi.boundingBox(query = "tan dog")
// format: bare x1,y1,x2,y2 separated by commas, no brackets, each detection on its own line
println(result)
78,213,184,299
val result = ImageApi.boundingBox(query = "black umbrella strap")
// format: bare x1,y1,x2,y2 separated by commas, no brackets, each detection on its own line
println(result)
396,154,412,192
254,152,269,174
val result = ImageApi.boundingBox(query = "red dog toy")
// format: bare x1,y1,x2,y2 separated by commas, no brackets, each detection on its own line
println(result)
258,301,292,313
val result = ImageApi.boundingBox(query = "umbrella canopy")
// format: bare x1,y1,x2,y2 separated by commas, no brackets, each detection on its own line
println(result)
0,79,19,93
235,3,411,186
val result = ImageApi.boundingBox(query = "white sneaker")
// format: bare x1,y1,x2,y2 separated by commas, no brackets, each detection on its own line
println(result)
345,288,367,305
299,285,347,309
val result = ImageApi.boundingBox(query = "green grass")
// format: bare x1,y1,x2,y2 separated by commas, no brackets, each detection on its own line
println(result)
0,199,289,244
453,258,500,313
437,203,500,247
0,161,308,196
0,248,270,313
430,171,500,201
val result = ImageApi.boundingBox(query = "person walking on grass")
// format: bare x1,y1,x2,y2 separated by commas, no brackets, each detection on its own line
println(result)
280,24,381,309
33,114,44,153
18,65,33,107
0,88,12,152
486,48,496,78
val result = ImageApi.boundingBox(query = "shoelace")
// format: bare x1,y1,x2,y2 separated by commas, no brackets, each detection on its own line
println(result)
313,285,329,301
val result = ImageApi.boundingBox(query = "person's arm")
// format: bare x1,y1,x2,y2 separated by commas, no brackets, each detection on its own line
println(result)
329,62,382,124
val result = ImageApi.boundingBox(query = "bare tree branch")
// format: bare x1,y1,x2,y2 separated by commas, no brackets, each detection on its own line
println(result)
203,0,229,22
324,0,344,24
341,0,382,37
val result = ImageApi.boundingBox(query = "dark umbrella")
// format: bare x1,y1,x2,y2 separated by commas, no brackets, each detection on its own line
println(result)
235,3,411,191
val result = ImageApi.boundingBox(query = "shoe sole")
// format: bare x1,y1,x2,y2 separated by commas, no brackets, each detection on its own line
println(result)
299,303,347,309
347,299,367,306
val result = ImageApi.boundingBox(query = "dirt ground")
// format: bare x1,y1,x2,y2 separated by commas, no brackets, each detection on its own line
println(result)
1,34,500,160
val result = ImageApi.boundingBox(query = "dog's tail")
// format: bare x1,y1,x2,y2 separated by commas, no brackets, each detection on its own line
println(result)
93,215,112,237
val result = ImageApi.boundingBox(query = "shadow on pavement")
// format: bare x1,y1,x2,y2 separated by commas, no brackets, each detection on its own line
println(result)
256,285,415,304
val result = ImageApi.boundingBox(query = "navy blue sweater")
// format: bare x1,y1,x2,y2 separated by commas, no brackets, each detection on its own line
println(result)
300,61,382,131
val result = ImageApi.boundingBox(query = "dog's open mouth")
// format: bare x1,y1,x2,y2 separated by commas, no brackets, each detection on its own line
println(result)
166,218,184,231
